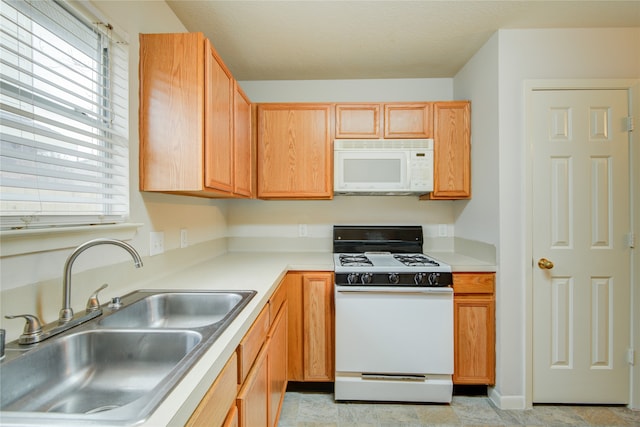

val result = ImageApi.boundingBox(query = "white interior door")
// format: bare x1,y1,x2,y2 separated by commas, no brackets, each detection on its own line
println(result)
531,89,631,403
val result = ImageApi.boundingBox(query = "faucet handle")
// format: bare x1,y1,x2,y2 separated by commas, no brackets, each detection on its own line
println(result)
4,314,43,344
86,283,108,312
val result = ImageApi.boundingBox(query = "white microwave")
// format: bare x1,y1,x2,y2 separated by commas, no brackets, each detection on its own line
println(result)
334,139,434,195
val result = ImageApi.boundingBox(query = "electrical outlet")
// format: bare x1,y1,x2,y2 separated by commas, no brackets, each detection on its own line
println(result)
438,224,448,237
180,228,188,248
149,231,164,256
298,224,308,237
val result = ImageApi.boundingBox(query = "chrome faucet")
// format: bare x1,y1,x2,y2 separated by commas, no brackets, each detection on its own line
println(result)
59,238,143,322
5,238,144,345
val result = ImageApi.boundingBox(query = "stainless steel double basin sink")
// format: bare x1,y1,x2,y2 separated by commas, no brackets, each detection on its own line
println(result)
0,289,256,426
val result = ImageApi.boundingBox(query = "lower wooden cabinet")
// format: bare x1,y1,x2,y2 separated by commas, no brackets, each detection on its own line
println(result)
267,302,288,427
285,271,334,382
237,340,269,427
186,352,239,427
453,272,495,385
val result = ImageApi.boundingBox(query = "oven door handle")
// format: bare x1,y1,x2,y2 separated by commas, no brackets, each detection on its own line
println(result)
336,287,452,295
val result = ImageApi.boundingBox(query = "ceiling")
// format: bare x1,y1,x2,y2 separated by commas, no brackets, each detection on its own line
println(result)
166,0,640,81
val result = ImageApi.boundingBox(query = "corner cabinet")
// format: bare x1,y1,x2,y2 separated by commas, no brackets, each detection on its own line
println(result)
256,104,333,199
285,271,334,382
139,32,252,198
429,101,471,199
453,272,495,385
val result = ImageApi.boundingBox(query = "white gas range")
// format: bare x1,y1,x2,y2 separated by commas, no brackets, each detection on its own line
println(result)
333,226,454,403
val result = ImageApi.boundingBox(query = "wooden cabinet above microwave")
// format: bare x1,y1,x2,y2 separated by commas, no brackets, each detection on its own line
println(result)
335,103,432,139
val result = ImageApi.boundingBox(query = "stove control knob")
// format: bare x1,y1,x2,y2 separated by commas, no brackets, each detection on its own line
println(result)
428,272,439,286
414,272,427,285
360,273,373,284
388,273,400,284
347,273,360,284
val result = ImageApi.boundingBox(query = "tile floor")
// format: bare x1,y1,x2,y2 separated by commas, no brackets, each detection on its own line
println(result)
277,387,640,427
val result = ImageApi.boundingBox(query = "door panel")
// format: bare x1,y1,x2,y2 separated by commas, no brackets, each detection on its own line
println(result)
532,89,630,403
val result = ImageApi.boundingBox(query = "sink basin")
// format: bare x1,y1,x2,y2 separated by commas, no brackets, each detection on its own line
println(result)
100,291,251,329
0,289,256,426
1,330,200,423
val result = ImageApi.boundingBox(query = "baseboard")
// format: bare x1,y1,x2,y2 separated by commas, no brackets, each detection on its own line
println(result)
488,387,527,410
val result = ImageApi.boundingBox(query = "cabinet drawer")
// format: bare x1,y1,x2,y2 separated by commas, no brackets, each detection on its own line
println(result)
269,280,287,322
453,273,495,294
237,305,269,383
186,352,238,427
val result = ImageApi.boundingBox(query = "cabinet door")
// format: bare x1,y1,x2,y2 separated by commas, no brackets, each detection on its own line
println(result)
384,103,432,138
257,104,333,199
268,302,288,427
204,39,234,193
430,101,471,199
453,273,495,385
237,340,269,427
335,104,381,138
233,83,253,197
302,273,334,381
286,273,304,381
286,272,334,382
139,32,205,192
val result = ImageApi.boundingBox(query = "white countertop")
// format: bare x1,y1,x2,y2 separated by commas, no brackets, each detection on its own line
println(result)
428,251,497,273
139,249,494,426
144,252,334,426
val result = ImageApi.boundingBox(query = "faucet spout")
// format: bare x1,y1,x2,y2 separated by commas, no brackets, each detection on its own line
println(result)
59,238,143,323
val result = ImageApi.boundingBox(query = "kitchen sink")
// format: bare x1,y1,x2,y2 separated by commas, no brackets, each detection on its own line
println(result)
100,290,250,329
0,289,256,426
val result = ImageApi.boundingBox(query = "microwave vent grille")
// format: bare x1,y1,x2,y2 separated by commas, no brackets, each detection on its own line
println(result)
334,139,433,150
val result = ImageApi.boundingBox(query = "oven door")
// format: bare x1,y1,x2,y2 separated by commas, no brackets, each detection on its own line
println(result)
334,285,453,375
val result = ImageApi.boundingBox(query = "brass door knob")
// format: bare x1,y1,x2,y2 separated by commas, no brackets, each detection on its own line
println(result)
538,258,554,269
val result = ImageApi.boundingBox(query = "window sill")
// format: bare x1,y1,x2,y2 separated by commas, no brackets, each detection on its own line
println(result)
0,223,144,257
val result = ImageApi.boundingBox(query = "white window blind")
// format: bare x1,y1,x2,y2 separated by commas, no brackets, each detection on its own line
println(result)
0,0,129,230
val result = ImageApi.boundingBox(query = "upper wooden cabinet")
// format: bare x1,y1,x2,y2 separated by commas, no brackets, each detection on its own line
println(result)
335,104,381,138
257,104,333,199
335,103,432,139
233,83,254,197
139,32,252,198
429,101,471,199
204,39,234,193
384,103,433,138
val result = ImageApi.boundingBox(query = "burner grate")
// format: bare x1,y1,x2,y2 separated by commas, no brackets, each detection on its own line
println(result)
339,254,373,267
393,254,440,267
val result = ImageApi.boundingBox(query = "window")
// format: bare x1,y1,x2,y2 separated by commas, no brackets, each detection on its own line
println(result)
0,0,129,230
